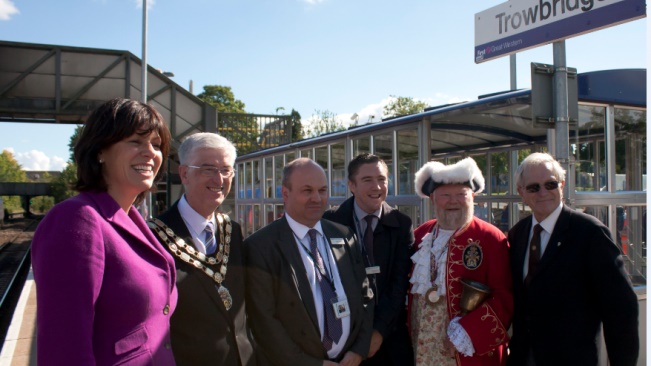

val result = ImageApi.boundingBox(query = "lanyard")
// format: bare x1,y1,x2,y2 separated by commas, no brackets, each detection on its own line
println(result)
353,212,375,267
293,231,336,289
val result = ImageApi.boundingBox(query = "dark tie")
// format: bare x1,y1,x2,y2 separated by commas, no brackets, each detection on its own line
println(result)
525,224,543,286
363,215,375,266
204,223,216,255
308,229,343,350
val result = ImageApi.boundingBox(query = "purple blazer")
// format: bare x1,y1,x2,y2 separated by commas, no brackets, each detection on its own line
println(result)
32,191,177,366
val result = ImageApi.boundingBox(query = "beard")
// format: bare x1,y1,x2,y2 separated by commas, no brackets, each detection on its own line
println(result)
435,204,474,229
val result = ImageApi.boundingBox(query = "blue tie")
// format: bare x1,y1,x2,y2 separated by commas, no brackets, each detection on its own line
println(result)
204,222,216,255
307,229,343,350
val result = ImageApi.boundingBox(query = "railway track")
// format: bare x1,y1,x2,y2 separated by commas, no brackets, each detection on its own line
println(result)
0,218,39,351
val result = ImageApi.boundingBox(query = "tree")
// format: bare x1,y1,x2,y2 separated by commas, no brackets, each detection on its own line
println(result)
0,150,27,213
383,95,429,119
68,125,83,163
289,109,303,142
198,85,246,113
50,162,78,203
303,110,346,138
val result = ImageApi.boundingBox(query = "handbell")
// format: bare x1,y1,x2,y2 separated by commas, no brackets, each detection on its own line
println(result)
459,279,491,315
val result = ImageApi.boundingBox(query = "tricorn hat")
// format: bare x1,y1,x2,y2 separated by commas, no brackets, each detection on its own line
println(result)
414,157,485,198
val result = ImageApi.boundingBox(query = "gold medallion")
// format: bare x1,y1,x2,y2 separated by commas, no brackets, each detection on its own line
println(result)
218,285,233,310
426,284,440,305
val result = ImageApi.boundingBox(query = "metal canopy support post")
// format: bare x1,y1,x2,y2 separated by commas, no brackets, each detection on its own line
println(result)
509,54,517,90
552,41,571,204
140,0,152,219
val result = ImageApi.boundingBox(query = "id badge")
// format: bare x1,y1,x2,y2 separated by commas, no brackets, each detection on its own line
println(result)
366,266,381,275
331,297,350,319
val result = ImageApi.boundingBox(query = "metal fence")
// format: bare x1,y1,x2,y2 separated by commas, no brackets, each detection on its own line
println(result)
217,113,295,155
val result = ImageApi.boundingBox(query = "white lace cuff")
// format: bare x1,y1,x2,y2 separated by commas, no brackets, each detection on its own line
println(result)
447,317,475,357
409,231,433,295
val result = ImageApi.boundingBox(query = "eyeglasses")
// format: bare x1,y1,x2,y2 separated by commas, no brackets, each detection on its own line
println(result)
524,180,560,193
186,165,236,178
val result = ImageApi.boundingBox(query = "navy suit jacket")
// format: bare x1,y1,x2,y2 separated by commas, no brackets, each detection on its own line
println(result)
507,205,639,366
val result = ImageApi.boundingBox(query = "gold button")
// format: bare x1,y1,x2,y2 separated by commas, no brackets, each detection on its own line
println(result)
163,304,170,315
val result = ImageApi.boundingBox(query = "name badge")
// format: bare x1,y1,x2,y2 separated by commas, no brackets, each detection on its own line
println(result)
331,298,350,319
330,238,345,246
366,266,381,275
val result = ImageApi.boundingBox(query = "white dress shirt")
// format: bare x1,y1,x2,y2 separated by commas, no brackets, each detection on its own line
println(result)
523,203,563,278
177,194,216,254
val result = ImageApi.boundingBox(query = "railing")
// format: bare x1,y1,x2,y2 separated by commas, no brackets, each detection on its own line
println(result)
217,113,296,155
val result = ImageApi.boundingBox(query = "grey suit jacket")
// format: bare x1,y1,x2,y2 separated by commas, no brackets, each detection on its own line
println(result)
244,216,374,366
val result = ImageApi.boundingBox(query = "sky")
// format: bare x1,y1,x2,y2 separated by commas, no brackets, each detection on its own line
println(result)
0,0,647,171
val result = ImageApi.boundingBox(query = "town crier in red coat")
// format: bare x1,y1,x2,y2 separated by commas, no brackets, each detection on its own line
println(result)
409,157,513,366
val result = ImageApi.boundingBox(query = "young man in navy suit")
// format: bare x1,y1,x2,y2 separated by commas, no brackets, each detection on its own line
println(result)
323,153,414,366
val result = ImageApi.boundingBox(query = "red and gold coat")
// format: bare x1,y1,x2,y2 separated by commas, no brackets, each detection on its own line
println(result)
409,217,513,366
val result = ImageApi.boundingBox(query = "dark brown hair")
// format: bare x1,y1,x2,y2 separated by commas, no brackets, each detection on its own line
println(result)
347,153,388,181
74,98,171,205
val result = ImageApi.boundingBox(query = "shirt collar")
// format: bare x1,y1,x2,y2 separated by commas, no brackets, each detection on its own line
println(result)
532,202,563,234
284,213,324,240
178,194,216,236
353,200,382,222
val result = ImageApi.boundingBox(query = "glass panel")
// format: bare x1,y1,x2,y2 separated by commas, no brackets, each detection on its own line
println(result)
253,160,261,198
237,163,245,199
315,146,328,174
264,157,273,199
397,205,421,227
614,108,646,191
253,204,261,232
300,148,312,159
286,151,295,163
275,204,285,220
397,129,419,195
241,205,254,237
244,162,252,199
571,105,606,192
470,153,488,193
274,155,283,198
473,199,493,223
264,204,274,226
374,133,394,195
491,151,509,195
331,143,346,197
624,206,646,284
492,202,515,233
353,136,371,157
579,205,608,226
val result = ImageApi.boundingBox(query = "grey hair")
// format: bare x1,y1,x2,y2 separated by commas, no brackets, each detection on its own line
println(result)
178,132,237,165
514,152,566,188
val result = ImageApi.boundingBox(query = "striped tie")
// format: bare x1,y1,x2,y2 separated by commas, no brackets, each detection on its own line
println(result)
204,222,216,255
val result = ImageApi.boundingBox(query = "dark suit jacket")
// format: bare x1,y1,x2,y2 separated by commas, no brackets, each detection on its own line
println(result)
323,198,414,365
244,216,374,366
156,202,256,366
507,205,639,366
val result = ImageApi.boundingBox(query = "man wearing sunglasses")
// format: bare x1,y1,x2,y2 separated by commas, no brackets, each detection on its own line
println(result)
150,133,257,366
507,152,639,366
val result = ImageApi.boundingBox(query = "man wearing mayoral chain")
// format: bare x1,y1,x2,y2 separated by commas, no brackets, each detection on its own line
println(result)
409,157,513,366
149,133,257,366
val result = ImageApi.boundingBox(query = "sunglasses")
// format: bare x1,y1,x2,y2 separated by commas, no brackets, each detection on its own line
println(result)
524,180,560,193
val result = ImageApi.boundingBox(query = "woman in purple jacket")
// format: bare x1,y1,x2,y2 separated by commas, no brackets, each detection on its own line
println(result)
32,98,178,365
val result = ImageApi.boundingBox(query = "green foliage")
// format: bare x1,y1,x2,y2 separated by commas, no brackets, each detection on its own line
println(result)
303,110,346,138
50,162,78,203
0,150,27,213
68,125,83,163
31,196,55,214
289,109,303,142
198,85,247,113
383,95,429,119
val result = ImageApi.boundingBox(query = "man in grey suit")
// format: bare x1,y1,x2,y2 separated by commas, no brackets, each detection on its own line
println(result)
507,152,638,366
245,158,374,366
150,133,256,366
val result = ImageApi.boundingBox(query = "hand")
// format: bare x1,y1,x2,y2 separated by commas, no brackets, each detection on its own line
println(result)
339,351,363,366
368,330,383,358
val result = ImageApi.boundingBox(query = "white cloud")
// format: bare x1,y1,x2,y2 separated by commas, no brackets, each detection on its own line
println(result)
10,149,68,171
0,0,19,21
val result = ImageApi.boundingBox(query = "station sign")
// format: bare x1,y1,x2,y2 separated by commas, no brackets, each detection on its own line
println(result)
474,0,646,63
